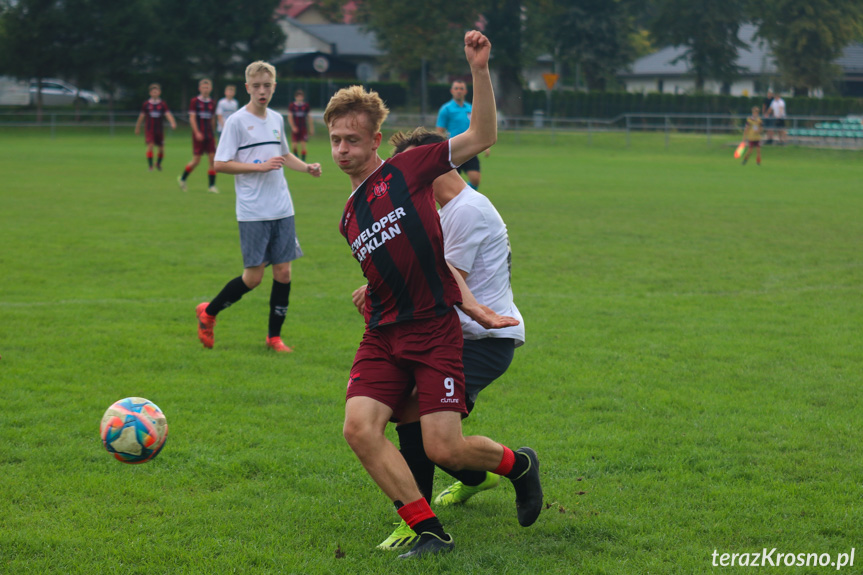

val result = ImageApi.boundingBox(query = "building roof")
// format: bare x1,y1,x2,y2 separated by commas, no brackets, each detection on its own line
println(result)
289,19,383,57
836,44,863,75
620,23,863,78
275,0,315,19
620,24,775,77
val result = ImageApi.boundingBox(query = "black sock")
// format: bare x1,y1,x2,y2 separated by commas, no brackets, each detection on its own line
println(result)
442,467,488,487
157,154,163,167
207,276,252,316
397,422,435,503
181,169,190,181
505,450,530,480
208,173,216,187
301,153,306,161
268,280,291,338
412,517,446,538
147,156,153,168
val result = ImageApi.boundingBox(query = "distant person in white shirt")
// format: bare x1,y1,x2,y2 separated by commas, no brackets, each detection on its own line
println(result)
215,85,239,136
196,61,321,354
352,127,526,552
769,94,787,144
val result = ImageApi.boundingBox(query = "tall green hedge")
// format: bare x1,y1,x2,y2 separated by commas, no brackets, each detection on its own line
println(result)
522,90,863,118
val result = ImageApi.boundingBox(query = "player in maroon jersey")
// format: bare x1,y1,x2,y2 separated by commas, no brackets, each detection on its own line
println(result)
324,30,543,559
287,89,313,162
134,84,177,171
178,78,219,193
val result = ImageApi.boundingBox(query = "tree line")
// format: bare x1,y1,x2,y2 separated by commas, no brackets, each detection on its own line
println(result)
1,0,861,117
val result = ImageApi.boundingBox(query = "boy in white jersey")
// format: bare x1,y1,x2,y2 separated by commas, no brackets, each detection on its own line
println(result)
352,128,526,551
196,60,322,353
215,84,239,136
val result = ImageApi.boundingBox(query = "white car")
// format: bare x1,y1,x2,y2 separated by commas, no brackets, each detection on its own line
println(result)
30,79,100,106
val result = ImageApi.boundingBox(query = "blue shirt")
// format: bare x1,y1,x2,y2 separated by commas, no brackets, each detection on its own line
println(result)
436,99,472,137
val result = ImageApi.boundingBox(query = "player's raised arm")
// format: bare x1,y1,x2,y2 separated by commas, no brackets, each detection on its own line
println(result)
450,31,496,168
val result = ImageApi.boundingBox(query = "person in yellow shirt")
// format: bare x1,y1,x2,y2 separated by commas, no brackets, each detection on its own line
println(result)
742,107,763,166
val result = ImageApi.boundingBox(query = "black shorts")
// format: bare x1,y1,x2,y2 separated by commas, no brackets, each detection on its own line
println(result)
463,337,515,411
774,118,786,128
456,155,480,173
763,118,775,129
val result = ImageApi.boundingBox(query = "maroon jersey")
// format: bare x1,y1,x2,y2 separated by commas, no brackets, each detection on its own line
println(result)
141,99,170,138
340,141,461,329
189,96,215,140
288,101,310,131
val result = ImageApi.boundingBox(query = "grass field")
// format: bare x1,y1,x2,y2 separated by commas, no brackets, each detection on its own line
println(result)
1,126,862,574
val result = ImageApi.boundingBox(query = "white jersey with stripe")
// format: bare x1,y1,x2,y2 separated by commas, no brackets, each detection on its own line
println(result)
215,107,293,222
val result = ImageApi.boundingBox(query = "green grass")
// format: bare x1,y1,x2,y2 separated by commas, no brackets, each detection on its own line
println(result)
1,127,861,574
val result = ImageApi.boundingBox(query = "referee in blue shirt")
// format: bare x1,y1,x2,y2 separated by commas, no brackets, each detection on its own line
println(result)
436,80,489,190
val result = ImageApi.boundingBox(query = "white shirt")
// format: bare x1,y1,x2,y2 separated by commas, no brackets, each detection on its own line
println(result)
769,98,786,119
438,185,525,346
215,97,239,132
215,107,294,222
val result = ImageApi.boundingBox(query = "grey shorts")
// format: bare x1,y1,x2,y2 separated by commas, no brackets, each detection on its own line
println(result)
238,216,303,268
463,337,516,410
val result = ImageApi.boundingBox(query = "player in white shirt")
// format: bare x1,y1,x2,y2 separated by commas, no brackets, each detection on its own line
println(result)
352,128,525,551
769,94,787,144
215,85,239,135
196,61,322,354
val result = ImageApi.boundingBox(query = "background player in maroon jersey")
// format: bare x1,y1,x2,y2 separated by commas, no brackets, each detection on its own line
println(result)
178,78,219,193
287,89,313,162
134,83,177,171
324,30,543,559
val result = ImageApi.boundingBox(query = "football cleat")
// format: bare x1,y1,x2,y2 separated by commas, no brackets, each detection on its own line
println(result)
511,447,543,527
196,302,216,349
177,175,187,191
377,520,418,551
266,336,293,353
433,472,500,507
208,186,219,194
397,532,454,559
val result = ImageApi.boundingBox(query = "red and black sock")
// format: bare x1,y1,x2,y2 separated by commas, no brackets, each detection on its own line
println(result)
396,498,445,538
267,280,291,338
181,164,193,181
146,150,153,168
157,152,164,168
208,169,216,187
493,445,529,480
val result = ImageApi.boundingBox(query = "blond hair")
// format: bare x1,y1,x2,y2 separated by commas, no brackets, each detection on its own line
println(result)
245,61,276,83
323,85,389,134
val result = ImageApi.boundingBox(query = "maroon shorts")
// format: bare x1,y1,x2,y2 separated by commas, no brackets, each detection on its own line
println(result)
347,310,468,419
193,135,216,156
145,131,164,147
748,140,761,148
291,127,308,143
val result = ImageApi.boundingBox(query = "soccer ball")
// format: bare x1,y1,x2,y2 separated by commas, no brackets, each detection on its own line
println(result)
100,397,168,464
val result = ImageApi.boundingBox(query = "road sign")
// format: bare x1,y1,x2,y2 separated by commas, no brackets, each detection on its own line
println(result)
543,73,560,90
313,56,330,74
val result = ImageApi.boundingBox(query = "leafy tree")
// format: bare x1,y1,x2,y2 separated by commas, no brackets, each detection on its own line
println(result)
482,0,527,116
63,0,154,110
149,0,285,108
0,0,67,119
533,0,639,91
650,0,748,92
752,0,863,94
358,0,483,80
